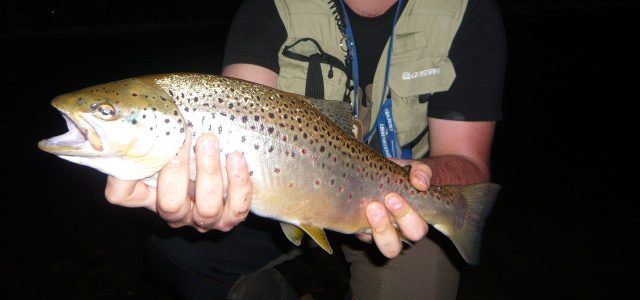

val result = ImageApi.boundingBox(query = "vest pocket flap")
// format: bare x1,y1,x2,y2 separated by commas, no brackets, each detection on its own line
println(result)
389,56,456,97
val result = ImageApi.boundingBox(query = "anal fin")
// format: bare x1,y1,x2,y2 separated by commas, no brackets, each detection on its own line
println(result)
300,224,333,254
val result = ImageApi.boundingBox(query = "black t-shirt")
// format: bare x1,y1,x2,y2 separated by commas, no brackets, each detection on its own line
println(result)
223,0,506,121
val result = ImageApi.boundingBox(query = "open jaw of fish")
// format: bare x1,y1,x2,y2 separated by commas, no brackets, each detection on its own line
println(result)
38,73,501,264
39,111,104,156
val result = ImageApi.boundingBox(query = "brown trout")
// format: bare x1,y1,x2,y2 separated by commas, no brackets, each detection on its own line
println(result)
38,73,499,264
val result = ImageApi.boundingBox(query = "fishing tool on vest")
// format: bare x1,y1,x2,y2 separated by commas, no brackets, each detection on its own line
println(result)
338,0,412,159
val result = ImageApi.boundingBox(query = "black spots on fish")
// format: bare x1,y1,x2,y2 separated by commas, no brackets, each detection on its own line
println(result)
228,103,234,109
278,123,285,128
220,112,227,117
229,115,235,121
193,97,199,102
303,132,308,139
166,131,170,136
268,146,274,153
254,144,260,150
131,93,138,97
131,119,138,125
181,92,185,99
164,118,170,124
282,114,288,119
268,112,275,119
149,127,154,131
218,98,224,104
177,119,183,123
313,125,319,132
241,115,249,123
211,113,216,119
180,127,185,133
301,148,307,155
218,125,223,135
254,115,260,122
169,90,174,96
282,135,288,142
267,127,274,134
293,135,298,141
379,183,384,190
173,110,179,116
249,171,254,177
274,168,280,174
288,182,294,188
241,136,246,143
296,117,302,123
319,145,325,153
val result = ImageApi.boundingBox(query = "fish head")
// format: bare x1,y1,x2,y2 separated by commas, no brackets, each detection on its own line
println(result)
38,78,186,180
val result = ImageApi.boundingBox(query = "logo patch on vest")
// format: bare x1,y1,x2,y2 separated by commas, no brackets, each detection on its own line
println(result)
402,68,441,80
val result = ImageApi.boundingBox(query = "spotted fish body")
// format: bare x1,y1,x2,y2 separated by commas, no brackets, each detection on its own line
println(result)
39,73,500,264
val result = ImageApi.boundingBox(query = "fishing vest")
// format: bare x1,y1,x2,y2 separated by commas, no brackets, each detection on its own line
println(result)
274,0,467,158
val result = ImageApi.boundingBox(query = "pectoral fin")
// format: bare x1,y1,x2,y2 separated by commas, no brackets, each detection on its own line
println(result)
280,222,304,246
300,224,333,254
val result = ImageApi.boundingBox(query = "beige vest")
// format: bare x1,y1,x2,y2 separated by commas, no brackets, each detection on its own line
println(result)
275,0,467,158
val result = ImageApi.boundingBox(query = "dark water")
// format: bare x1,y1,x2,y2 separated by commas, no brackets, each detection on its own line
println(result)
2,1,635,299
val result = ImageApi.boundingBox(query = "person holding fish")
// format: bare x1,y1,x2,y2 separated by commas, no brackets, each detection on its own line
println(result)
102,0,506,298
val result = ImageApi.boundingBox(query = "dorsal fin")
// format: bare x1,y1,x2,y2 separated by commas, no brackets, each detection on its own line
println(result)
307,98,357,138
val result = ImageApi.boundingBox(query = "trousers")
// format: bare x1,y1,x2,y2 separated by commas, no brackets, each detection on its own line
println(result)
146,215,460,300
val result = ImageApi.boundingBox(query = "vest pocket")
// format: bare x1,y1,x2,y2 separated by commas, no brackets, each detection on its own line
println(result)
386,55,455,157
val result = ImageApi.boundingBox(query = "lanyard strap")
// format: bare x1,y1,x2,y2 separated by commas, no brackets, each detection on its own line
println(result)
340,0,404,159
338,0,360,117
339,0,410,159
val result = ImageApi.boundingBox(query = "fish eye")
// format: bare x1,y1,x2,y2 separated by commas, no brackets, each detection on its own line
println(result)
94,103,116,120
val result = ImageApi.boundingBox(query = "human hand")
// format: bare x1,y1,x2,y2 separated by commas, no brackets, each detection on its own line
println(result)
104,133,253,232
356,159,432,258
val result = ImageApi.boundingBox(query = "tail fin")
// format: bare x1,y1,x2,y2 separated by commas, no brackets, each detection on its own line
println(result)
432,183,500,265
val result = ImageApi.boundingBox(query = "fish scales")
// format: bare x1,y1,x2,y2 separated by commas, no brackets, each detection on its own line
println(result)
155,74,417,232
38,73,500,264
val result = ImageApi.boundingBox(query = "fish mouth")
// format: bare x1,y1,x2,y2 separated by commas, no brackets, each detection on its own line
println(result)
38,113,104,156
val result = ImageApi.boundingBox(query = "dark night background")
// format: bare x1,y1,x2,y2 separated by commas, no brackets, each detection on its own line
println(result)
1,0,636,299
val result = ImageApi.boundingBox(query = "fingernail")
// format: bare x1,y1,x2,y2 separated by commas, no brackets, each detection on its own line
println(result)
386,194,403,211
367,204,383,223
231,153,245,168
201,136,217,156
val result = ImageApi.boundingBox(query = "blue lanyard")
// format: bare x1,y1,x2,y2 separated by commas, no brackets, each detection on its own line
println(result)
338,0,360,117
340,0,410,159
